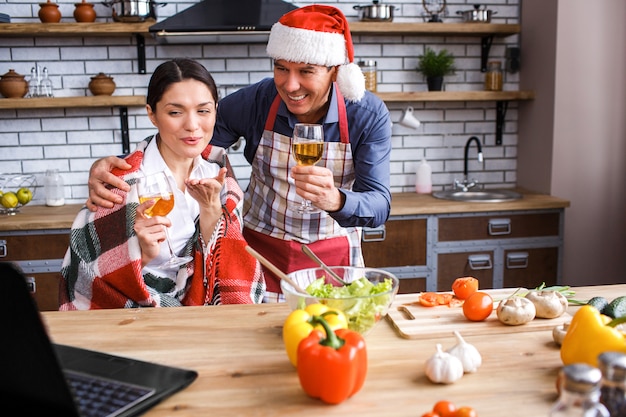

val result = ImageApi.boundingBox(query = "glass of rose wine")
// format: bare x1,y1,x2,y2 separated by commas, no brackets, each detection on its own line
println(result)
291,123,324,214
137,171,193,269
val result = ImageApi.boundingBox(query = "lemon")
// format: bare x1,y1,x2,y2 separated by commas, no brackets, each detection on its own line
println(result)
1,192,18,209
16,187,33,205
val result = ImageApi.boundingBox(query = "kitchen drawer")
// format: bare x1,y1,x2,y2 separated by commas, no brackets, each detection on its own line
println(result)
0,230,69,261
362,218,427,268
21,271,61,311
502,247,558,289
437,251,495,291
438,212,560,242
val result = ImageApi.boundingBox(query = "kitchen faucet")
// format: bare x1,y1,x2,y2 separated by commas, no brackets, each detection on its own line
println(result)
454,136,484,192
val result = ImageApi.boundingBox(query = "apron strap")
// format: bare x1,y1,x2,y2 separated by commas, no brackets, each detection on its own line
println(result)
265,94,282,131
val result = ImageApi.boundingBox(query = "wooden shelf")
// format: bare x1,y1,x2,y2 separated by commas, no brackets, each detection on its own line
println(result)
0,95,146,110
0,21,153,37
375,90,535,102
349,22,520,36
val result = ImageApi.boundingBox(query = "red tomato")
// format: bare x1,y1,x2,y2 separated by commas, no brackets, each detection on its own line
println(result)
433,400,457,417
437,293,454,305
419,292,440,307
455,406,478,417
421,413,439,417
462,291,493,321
451,277,479,300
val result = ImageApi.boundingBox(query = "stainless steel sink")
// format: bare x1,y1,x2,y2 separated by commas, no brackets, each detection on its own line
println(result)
432,189,523,203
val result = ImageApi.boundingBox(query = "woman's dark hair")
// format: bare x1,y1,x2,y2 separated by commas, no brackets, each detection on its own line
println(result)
146,58,218,111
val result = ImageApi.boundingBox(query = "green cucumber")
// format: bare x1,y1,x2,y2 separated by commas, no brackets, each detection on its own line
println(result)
586,296,609,314
603,296,626,319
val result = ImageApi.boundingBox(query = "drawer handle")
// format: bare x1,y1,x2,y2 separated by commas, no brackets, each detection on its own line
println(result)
468,254,492,270
25,276,36,293
0,239,6,258
506,252,529,269
488,218,511,235
362,225,386,242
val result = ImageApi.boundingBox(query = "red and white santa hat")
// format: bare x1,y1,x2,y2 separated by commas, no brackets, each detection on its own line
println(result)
266,4,366,102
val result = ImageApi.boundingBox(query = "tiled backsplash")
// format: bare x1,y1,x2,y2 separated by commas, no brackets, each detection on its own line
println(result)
0,0,520,205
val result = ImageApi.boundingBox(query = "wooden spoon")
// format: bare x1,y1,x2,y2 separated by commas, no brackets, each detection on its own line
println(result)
245,246,309,295
301,244,348,286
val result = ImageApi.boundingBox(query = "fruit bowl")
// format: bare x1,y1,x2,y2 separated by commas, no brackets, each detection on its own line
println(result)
0,174,36,215
281,266,400,335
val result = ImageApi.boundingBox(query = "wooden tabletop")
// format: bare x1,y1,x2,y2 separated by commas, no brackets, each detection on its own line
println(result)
41,284,620,416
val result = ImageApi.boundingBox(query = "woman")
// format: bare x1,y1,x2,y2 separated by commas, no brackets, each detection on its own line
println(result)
59,58,265,309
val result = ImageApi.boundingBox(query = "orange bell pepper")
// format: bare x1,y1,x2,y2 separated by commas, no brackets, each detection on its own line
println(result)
297,315,367,405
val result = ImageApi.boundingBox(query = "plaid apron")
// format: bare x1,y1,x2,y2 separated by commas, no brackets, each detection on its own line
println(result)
243,85,363,296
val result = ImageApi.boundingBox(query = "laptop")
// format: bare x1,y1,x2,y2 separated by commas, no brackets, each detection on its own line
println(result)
0,262,198,416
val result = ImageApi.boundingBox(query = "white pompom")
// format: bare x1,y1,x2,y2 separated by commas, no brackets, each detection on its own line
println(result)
337,63,366,102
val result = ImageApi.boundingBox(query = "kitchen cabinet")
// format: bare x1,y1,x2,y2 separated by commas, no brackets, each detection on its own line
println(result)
363,206,564,293
0,229,70,311
362,217,428,293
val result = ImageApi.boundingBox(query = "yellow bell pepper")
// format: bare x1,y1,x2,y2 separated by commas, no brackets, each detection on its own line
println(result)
560,305,626,367
282,304,347,367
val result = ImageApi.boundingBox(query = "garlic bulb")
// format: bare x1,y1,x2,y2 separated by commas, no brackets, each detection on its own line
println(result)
424,343,464,384
447,331,482,373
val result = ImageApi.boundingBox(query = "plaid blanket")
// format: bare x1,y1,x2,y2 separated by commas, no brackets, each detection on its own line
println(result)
59,138,265,309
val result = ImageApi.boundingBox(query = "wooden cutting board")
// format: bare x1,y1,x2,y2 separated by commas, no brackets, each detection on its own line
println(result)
386,289,571,339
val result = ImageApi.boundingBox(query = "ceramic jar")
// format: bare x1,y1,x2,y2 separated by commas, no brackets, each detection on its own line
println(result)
39,0,62,23
74,0,96,22
88,73,116,96
0,69,29,98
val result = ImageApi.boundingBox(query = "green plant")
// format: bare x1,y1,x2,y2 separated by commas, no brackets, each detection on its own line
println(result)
416,47,456,78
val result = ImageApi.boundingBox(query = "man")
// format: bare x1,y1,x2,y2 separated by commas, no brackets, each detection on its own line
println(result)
86,5,392,301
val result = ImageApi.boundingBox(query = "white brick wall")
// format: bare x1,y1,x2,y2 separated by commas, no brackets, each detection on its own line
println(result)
0,0,520,204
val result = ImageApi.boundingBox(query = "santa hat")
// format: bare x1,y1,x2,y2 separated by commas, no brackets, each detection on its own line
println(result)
266,4,365,102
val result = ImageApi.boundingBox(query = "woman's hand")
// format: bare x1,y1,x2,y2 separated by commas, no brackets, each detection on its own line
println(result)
86,156,132,211
186,167,227,239
291,165,344,212
134,199,171,266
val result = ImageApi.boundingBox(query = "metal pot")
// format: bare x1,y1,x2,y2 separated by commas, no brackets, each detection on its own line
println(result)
456,4,497,23
354,0,397,22
101,0,166,22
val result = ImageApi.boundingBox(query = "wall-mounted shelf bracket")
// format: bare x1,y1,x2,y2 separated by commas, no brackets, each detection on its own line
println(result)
495,101,508,145
119,106,130,154
481,35,494,72
136,34,146,74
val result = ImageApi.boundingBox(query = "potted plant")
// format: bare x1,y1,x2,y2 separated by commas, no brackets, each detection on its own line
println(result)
416,47,456,91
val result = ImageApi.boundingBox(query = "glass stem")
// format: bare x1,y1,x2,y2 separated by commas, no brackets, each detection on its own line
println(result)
163,226,177,258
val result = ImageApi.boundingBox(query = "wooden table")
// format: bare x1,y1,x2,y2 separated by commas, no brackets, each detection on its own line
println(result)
42,285,621,416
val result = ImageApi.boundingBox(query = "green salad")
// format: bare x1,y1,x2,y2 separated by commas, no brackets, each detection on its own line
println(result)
303,277,394,334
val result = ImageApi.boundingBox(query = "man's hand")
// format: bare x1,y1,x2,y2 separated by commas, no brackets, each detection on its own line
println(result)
86,156,132,211
290,165,343,212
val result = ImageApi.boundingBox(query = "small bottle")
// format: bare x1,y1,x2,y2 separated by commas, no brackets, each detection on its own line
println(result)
358,60,377,92
40,67,53,97
549,364,610,417
598,352,626,417
415,158,432,194
28,67,39,98
45,169,65,207
485,61,503,91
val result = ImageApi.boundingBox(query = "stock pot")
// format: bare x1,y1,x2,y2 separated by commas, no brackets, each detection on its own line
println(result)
456,4,497,23
101,0,166,22
353,0,396,22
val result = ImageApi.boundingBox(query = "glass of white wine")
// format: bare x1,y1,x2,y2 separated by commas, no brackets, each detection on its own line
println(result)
291,123,324,214
137,171,193,269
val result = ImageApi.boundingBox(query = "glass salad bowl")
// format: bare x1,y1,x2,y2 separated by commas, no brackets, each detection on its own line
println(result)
0,173,37,215
281,266,400,335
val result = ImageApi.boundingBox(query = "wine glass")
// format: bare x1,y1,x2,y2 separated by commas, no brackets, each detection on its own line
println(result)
136,171,193,269
291,123,324,214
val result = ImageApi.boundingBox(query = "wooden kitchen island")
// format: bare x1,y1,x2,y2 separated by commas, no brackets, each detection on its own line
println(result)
42,284,617,417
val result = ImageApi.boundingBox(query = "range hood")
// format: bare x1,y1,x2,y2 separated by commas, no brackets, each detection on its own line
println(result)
149,0,298,44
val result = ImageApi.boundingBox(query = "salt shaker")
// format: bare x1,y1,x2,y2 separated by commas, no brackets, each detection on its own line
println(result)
45,169,65,207
598,351,626,417
549,363,610,417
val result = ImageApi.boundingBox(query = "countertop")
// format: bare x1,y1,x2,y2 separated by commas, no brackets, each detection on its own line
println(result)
41,284,619,416
0,189,570,231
